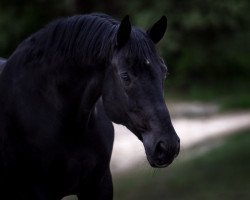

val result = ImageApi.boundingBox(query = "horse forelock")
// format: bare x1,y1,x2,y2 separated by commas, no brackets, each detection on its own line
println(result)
123,28,158,63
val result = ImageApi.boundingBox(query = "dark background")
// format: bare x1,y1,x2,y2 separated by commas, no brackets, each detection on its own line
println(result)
0,0,250,108
0,1,250,200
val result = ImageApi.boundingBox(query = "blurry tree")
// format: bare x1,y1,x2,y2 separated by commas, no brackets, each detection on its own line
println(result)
74,0,121,16
122,0,250,90
0,0,249,98
0,0,75,57
0,0,123,57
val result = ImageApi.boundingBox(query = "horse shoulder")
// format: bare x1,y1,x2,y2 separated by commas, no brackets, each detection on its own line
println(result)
95,98,114,154
87,98,114,159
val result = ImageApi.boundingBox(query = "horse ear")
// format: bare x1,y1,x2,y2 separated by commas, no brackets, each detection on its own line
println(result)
147,16,167,44
116,15,131,48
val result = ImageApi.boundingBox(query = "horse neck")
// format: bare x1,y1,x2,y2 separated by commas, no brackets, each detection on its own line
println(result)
4,50,106,131
76,65,105,129
0,58,6,74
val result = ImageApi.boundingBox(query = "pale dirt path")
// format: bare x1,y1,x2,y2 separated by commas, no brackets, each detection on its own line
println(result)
111,106,250,173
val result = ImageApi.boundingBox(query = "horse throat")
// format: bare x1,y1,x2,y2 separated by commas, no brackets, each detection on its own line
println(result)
76,67,105,131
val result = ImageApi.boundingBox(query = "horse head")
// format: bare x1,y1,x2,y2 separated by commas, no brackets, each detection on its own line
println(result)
102,16,180,168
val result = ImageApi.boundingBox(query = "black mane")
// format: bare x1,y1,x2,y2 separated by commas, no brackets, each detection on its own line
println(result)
10,14,120,67
8,13,157,70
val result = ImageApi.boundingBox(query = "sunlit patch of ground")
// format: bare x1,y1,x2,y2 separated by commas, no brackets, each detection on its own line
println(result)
114,129,250,200
111,102,250,173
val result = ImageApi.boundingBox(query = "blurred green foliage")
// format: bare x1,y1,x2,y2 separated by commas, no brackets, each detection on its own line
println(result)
0,0,249,106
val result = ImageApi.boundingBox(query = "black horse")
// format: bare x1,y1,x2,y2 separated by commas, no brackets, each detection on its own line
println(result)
0,14,180,199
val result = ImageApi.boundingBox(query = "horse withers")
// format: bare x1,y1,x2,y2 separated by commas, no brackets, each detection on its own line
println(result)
0,14,180,199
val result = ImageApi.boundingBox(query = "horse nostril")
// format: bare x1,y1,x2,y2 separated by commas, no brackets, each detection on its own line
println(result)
155,140,180,158
153,140,180,166
155,141,167,155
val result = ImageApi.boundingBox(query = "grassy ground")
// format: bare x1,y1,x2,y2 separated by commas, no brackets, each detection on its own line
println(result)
114,129,250,200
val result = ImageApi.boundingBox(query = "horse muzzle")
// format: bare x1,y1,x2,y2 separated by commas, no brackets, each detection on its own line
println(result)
142,134,180,168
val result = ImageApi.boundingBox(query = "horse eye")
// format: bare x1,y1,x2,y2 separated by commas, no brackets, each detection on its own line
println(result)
120,72,131,85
